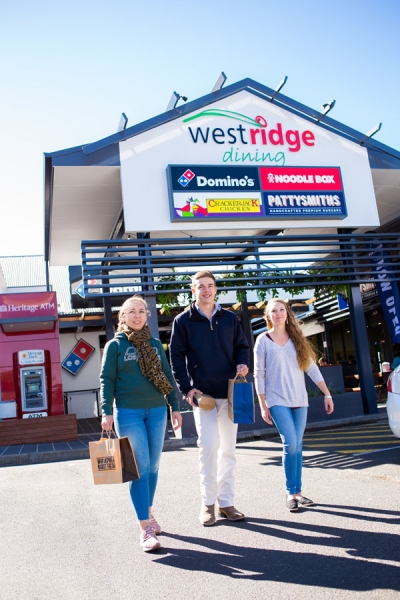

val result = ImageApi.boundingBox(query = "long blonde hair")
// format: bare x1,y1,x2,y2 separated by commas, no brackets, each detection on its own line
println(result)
264,298,316,370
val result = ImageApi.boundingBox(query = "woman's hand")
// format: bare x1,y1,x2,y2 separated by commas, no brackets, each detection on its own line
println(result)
171,411,182,430
324,396,334,414
101,414,114,431
260,406,273,425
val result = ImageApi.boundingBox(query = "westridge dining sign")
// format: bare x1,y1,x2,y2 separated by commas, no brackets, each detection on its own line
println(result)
184,110,315,166
119,88,379,232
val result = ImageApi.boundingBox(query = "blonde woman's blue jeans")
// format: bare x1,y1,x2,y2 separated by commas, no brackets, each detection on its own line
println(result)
114,406,167,521
269,406,308,495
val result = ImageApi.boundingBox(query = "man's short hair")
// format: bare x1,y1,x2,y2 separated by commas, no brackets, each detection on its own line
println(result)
191,270,216,285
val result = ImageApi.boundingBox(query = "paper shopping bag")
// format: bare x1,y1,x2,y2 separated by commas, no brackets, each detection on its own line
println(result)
89,433,123,485
89,432,140,485
228,375,255,424
119,436,140,483
196,394,216,410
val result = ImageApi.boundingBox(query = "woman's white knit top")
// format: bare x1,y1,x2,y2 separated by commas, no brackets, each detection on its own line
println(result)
254,334,323,408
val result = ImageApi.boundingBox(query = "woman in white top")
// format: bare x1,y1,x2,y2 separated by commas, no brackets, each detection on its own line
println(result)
254,298,334,512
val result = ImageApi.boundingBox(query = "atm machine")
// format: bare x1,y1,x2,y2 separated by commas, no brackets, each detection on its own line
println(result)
20,365,48,418
14,349,53,418
0,292,64,420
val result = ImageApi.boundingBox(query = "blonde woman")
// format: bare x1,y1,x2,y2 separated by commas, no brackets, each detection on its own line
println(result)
100,296,182,551
254,299,334,512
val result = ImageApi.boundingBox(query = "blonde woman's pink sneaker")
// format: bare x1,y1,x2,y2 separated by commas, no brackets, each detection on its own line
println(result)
140,526,161,552
149,513,162,535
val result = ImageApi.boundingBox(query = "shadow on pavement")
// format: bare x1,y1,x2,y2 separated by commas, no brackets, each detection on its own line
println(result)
155,510,400,591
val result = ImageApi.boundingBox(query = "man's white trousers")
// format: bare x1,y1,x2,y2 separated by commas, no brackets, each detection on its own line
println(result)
193,398,238,507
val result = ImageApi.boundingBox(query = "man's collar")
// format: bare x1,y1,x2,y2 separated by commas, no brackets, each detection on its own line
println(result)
195,302,221,319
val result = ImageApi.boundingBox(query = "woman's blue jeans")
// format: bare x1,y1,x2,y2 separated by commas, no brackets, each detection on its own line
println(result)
270,406,308,495
114,406,167,521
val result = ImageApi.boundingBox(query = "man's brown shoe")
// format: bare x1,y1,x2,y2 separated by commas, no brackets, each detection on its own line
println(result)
218,506,245,521
199,504,216,526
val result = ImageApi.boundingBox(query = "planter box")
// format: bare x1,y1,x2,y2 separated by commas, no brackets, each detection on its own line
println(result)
0,414,78,446
169,390,365,440
305,365,345,395
176,407,270,436
307,391,364,422
180,410,198,439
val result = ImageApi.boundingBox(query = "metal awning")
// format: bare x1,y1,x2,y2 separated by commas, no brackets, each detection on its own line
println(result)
44,77,400,267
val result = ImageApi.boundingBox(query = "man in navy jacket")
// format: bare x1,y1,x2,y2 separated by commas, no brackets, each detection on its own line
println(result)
170,270,250,526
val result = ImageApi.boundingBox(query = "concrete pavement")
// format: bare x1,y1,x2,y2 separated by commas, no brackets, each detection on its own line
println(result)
0,418,399,599
0,412,389,467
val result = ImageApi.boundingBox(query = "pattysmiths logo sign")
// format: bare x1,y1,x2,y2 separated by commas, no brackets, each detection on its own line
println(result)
183,109,316,166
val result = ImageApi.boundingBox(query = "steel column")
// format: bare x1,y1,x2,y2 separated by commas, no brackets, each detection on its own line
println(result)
349,284,378,414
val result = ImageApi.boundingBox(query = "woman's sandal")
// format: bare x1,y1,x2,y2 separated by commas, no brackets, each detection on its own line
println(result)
296,496,314,507
286,498,298,512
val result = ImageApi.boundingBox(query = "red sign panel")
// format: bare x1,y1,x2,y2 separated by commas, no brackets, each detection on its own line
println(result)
0,292,58,321
73,339,95,360
260,167,343,191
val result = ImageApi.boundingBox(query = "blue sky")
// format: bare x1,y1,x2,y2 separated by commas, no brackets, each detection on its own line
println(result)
1,0,399,257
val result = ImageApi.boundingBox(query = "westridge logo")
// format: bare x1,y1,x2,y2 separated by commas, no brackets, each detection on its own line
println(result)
183,110,315,166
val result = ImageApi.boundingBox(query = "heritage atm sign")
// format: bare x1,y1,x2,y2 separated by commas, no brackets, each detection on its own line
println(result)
167,165,347,221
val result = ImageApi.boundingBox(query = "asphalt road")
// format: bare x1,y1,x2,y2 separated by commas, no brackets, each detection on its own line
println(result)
0,429,399,600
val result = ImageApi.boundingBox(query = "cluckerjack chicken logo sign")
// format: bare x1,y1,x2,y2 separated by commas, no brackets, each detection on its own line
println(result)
167,165,347,221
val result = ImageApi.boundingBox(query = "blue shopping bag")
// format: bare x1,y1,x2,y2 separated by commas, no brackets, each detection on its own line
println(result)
228,376,255,424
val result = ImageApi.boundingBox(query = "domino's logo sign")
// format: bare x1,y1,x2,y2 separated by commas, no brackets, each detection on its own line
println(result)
178,169,195,187
62,339,95,375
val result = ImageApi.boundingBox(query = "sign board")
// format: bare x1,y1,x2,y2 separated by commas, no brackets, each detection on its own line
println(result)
69,266,104,308
0,292,57,321
120,90,379,232
337,294,349,311
23,412,48,418
168,165,347,221
360,282,379,301
62,339,95,376
18,350,45,365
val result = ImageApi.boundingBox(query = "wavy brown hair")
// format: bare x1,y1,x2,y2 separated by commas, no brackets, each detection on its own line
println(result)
264,298,316,370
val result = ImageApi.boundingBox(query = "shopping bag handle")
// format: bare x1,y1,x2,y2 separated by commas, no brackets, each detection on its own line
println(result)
99,428,117,440
232,373,248,383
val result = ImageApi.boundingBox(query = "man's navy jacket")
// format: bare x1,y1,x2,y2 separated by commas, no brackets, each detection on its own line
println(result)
170,303,250,398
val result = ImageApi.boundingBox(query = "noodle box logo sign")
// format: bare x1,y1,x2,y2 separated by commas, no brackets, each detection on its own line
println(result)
62,339,95,376
167,165,347,221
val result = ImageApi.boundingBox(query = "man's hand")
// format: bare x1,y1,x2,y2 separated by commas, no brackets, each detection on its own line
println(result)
236,364,249,377
185,388,203,407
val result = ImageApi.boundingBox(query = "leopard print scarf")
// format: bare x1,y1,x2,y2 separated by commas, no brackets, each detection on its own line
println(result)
120,324,173,396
